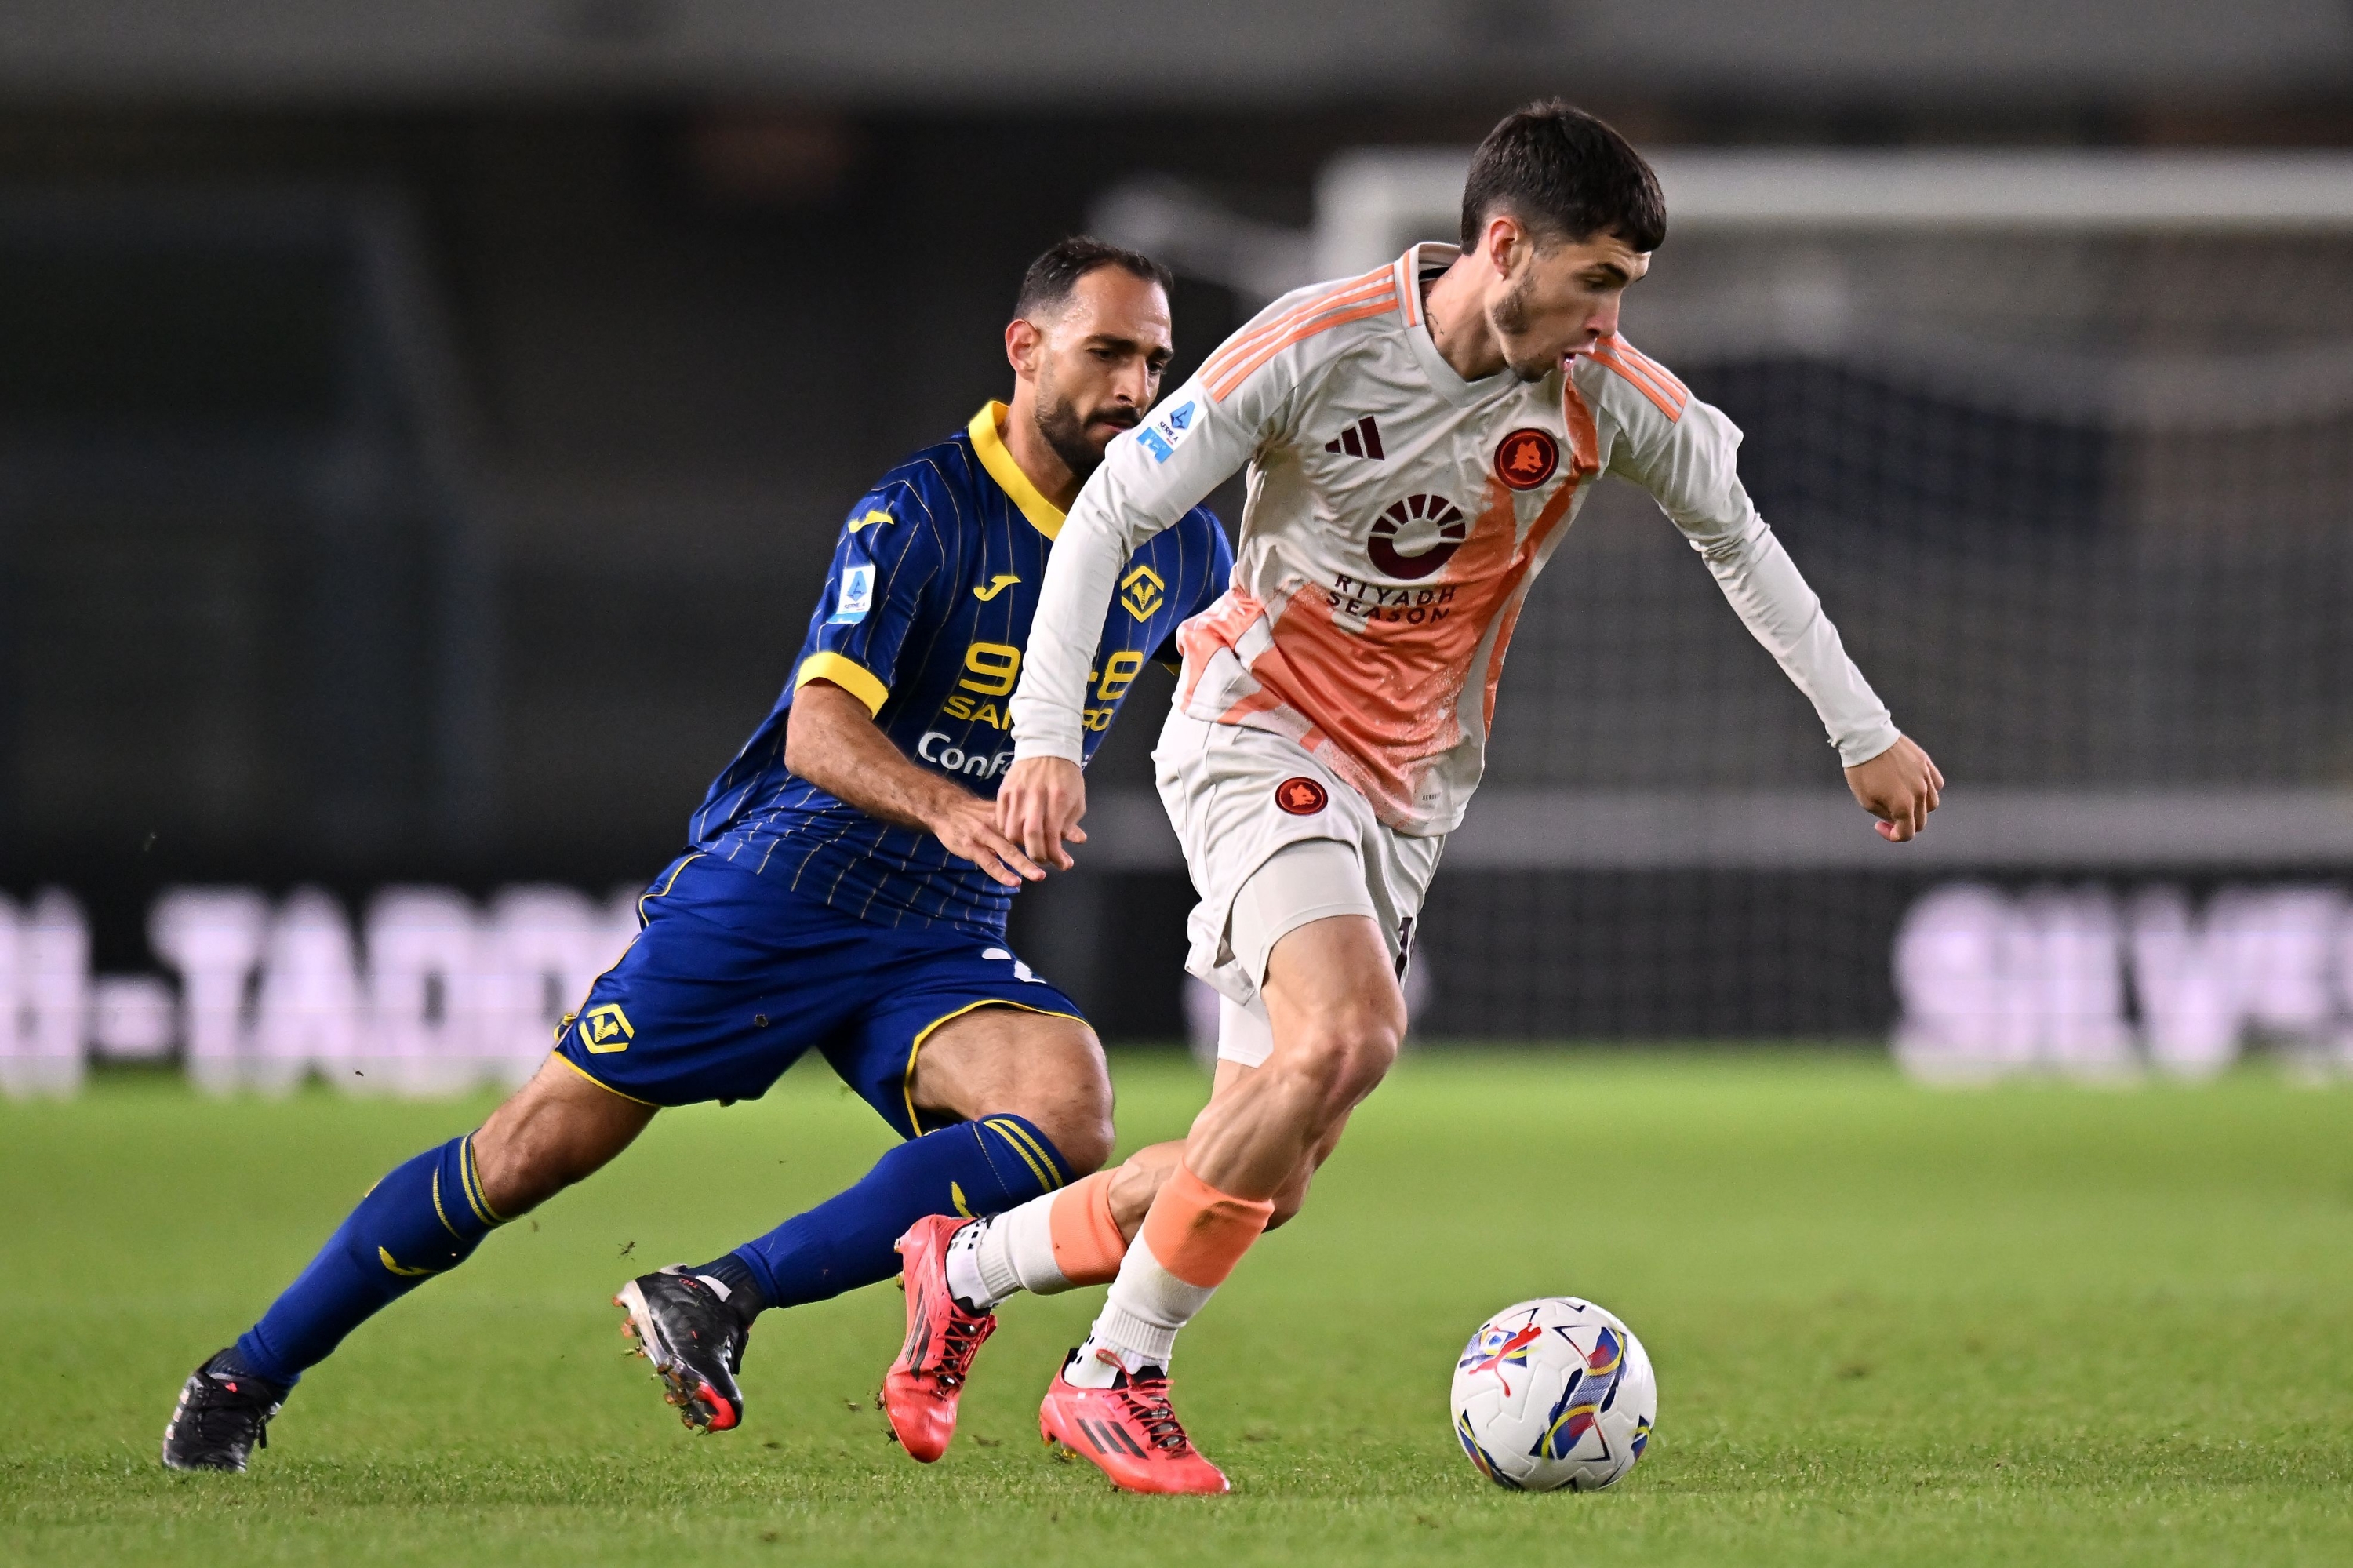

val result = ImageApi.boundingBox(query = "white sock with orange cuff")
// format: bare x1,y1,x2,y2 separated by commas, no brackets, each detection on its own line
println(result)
946,1170,1129,1312
1070,1162,1272,1383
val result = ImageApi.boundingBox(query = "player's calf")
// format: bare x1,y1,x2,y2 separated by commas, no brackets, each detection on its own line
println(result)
160,1062,652,1471
1041,918,1392,1398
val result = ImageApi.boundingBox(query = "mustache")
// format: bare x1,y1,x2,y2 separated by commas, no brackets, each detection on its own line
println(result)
1088,407,1142,430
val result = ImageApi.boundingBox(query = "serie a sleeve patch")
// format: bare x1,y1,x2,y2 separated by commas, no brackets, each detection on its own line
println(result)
828,558,876,624
1134,395,1202,464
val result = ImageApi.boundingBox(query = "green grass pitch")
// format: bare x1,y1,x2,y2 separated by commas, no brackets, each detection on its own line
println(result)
4,1050,2350,1566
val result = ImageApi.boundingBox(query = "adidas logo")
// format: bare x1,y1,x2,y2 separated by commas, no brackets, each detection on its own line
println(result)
1323,414,1384,460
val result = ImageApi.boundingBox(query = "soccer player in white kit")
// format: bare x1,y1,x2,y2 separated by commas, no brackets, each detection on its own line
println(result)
951,102,1942,1493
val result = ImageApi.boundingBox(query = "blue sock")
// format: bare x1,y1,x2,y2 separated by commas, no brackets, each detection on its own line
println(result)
725,1115,1071,1313
233,1134,506,1388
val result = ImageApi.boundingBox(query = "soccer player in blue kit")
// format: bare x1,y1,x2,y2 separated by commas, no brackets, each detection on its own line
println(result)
162,238,1233,1471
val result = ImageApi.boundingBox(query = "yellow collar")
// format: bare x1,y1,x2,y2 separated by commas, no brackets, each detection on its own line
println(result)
967,401,1066,541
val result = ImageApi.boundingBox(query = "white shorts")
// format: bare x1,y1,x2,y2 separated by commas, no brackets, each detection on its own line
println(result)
1153,709,1445,1068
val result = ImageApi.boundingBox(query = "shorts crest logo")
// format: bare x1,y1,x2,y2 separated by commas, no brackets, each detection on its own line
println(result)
1494,429,1559,491
1275,777,1328,815
580,1003,635,1054
1118,564,1166,619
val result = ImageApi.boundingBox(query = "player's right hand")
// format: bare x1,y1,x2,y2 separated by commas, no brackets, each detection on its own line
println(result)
997,755,1089,871
1845,734,1944,842
929,795,1048,887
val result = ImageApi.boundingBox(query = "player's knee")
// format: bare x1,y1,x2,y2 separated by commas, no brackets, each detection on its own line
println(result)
985,1041,1115,1175
1035,1063,1118,1174
1281,1010,1399,1114
917,1012,1113,1174
1264,1047,1384,1139
1024,1096,1115,1177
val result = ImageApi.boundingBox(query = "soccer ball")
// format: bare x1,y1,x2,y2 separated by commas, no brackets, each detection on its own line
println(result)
1449,1297,1657,1492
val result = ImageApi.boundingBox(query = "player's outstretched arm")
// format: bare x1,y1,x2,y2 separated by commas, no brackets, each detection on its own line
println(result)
1006,366,1266,865
1845,733,1944,842
1595,367,1941,843
786,680,1045,887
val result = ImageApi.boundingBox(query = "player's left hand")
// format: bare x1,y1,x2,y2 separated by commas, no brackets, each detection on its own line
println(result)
998,755,1089,871
1846,735,1943,842
928,795,1048,888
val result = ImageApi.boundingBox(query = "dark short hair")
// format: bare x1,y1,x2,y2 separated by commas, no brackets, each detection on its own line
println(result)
1460,101,1667,255
1013,236,1174,322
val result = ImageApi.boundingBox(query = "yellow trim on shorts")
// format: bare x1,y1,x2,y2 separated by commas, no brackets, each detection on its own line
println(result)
637,852,704,926
900,1000,1086,1138
550,852,707,1056
550,1049,661,1108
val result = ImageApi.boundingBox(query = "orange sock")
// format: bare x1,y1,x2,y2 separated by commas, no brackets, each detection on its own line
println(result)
1137,1162,1275,1289
1046,1171,1128,1286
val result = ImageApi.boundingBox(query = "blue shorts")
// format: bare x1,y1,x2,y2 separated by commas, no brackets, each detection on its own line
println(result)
552,853,1084,1138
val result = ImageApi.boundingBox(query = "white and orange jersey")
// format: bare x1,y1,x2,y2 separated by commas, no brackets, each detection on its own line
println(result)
1011,242,1900,835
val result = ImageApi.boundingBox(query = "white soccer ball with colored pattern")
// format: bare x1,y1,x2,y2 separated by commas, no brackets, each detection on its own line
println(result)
1449,1297,1657,1492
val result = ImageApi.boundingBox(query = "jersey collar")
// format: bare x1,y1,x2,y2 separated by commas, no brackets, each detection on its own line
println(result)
1395,242,1527,409
967,402,1066,541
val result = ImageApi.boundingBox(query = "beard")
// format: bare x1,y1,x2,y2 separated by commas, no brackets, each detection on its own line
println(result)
1031,383,1136,482
1032,392,1100,481
1487,272,1559,384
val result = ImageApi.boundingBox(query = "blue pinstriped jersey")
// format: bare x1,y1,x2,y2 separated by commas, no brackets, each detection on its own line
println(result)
689,402,1232,937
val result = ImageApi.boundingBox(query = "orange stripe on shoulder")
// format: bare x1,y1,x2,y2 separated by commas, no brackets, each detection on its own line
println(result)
1207,293,1398,402
1588,340,1688,422
1202,271,1385,372
1608,336,1689,400
1200,267,1394,384
1199,275,1394,386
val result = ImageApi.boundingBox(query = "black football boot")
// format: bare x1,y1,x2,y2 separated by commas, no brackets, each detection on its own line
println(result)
161,1352,287,1472
614,1266,751,1432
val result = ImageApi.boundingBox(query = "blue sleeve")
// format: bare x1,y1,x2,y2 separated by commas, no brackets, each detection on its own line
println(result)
1152,509,1235,668
791,480,947,716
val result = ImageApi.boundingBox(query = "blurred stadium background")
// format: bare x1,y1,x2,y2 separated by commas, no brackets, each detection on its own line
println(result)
4,0,2353,1097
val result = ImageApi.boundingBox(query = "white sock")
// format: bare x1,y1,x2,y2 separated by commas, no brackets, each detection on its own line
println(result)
943,1220,991,1309
945,1191,1070,1312
1065,1235,1216,1384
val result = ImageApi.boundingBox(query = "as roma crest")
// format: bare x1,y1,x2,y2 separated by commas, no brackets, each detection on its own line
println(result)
1494,428,1560,491
1275,777,1329,815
